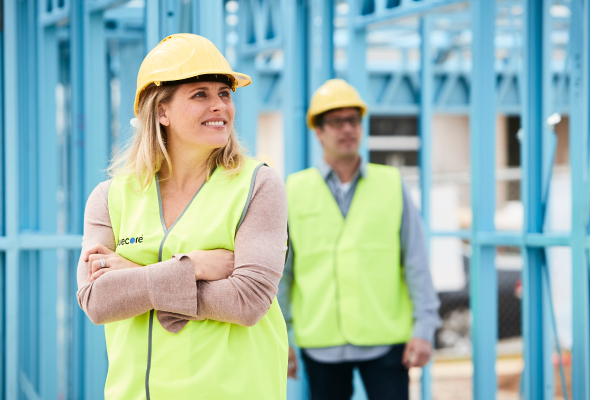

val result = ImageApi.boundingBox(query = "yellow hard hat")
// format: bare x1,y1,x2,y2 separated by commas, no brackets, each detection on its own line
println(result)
134,33,251,117
306,79,368,128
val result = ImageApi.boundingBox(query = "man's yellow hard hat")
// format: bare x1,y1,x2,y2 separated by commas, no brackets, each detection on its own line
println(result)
306,79,368,128
134,33,251,117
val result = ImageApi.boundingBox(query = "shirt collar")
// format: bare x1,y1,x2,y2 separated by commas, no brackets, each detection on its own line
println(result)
316,158,367,182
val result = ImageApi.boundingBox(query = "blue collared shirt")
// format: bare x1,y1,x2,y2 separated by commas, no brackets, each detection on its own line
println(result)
278,159,441,363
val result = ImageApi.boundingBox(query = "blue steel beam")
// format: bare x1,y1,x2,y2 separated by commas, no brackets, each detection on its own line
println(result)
469,1,497,400
3,0,20,398
237,0,283,56
351,0,466,29
307,0,333,167
0,13,4,400
541,0,556,201
145,0,161,53
21,0,39,233
419,15,434,400
11,235,83,250
83,5,110,399
88,0,130,13
83,8,110,197
568,0,590,397
69,3,87,397
39,5,70,27
37,18,59,398
69,0,86,235
241,39,282,57
160,0,179,38
281,0,307,176
117,41,144,145
585,0,590,226
540,0,557,397
195,0,225,54
235,1,259,154
521,0,551,398
347,0,369,161
429,231,572,247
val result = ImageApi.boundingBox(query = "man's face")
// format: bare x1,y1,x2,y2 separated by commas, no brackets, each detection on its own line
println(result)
314,107,363,160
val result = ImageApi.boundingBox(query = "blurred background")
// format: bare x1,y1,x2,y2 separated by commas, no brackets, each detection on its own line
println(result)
1,0,590,399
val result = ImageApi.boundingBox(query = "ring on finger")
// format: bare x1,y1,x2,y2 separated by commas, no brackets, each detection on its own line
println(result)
100,258,106,269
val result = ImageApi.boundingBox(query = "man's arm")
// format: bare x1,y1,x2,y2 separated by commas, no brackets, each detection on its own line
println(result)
278,239,299,379
399,181,442,342
278,238,295,334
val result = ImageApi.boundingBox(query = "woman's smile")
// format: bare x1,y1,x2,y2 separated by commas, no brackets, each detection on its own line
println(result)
202,117,228,129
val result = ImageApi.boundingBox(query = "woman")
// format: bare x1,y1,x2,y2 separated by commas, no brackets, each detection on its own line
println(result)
76,34,288,399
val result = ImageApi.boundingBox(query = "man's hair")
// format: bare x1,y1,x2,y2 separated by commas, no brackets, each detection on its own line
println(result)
313,111,329,127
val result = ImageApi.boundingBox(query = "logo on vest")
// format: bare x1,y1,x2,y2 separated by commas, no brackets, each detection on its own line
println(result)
117,235,143,247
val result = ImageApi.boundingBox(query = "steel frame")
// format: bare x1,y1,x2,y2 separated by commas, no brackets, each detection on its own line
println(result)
2,0,590,399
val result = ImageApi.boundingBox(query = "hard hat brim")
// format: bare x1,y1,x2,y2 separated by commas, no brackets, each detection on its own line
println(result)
133,70,252,117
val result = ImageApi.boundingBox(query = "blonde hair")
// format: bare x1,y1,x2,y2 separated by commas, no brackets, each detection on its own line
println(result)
108,84,246,192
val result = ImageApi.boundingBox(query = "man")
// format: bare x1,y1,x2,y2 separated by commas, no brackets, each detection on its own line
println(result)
279,79,441,400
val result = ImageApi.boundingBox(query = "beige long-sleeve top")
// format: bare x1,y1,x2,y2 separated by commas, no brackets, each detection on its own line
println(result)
76,166,288,334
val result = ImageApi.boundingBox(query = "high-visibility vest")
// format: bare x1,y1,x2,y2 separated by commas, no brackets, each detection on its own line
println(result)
286,163,413,348
104,160,288,400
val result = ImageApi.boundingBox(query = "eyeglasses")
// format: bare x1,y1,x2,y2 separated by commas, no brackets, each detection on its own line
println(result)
321,116,362,129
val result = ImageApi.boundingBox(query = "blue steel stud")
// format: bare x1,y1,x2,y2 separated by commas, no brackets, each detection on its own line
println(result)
83,6,109,399
307,0,334,167
195,0,225,55
568,0,590,398
37,20,59,399
145,0,161,54
3,0,20,398
0,18,4,400
69,1,87,397
83,9,110,197
233,56,258,154
2,1,20,399
419,16,434,232
160,0,180,39
69,0,86,235
347,0,369,162
117,42,144,145
541,0,556,397
521,0,551,398
282,0,307,176
419,15,434,400
235,1,259,155
469,1,497,400
21,0,40,232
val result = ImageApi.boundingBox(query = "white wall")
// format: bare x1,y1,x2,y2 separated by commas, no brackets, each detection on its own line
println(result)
256,112,285,180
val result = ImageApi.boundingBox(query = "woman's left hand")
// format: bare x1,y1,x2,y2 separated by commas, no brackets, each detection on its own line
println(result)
83,243,141,282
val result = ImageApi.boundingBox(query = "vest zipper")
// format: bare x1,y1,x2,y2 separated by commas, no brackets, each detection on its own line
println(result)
332,221,351,344
145,309,155,400
329,173,354,345
145,174,209,399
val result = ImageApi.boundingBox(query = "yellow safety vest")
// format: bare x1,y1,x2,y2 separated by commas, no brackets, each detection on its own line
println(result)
286,164,413,348
104,160,288,400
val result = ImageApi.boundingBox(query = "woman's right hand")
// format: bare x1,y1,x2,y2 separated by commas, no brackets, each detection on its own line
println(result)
189,249,234,281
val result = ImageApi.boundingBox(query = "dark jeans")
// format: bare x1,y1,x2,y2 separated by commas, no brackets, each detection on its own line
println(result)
301,344,409,400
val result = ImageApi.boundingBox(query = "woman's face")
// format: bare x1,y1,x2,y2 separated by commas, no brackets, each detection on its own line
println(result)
158,81,235,151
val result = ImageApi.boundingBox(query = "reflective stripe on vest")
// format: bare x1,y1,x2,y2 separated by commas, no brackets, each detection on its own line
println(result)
286,163,413,348
105,160,288,400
